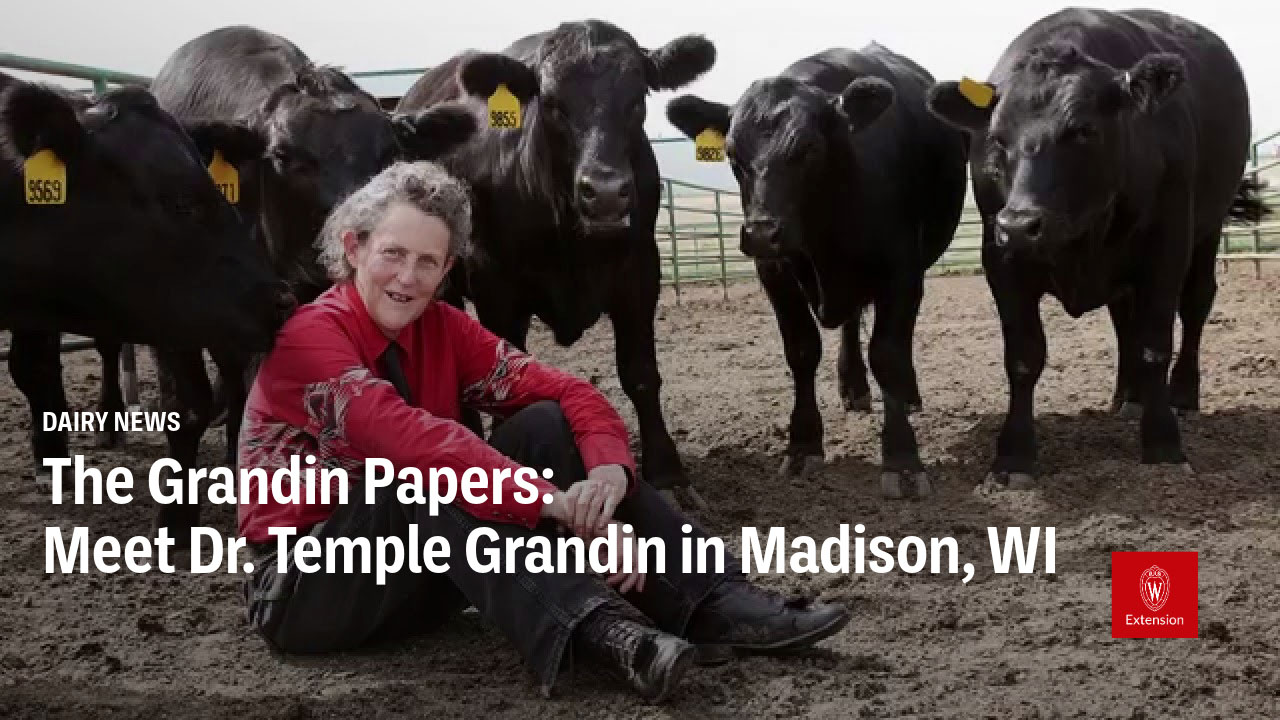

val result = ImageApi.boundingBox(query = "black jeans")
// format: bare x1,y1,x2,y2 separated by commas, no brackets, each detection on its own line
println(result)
244,401,733,693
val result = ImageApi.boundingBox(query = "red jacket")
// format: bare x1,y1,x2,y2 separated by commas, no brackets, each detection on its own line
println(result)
236,282,636,543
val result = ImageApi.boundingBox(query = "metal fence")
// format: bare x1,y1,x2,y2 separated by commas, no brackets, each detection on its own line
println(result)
2,50,1278,304
654,134,1280,298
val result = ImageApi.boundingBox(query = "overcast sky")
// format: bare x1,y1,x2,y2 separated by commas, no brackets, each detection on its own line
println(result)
4,1,1275,132
3,0,1275,187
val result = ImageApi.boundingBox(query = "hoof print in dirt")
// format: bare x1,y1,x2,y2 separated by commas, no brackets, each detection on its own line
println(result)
880,471,932,499
779,454,824,479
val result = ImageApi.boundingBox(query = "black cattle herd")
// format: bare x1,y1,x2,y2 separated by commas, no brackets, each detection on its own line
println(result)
0,7,1269,533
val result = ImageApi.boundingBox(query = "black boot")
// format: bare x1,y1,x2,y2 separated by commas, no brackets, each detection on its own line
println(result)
686,579,850,665
572,606,696,703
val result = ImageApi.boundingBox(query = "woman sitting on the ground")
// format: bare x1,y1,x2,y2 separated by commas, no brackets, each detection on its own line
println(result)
236,160,850,703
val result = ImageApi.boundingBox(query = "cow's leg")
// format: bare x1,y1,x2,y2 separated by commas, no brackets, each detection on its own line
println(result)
93,338,125,449
837,315,872,413
607,251,687,494
986,260,1046,488
1107,294,1142,417
1134,282,1188,466
210,350,250,466
869,274,931,499
1169,239,1218,416
153,349,213,536
8,331,69,487
757,260,824,479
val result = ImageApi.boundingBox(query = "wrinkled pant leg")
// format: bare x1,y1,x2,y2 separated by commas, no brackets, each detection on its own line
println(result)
489,400,737,636
246,484,616,695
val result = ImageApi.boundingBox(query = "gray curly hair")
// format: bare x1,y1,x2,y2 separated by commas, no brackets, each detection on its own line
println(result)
316,161,473,283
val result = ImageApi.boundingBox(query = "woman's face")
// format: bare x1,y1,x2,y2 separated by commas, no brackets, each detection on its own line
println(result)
344,202,455,338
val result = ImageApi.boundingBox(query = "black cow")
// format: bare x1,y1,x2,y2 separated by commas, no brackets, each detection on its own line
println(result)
666,45,968,497
927,8,1269,487
0,75,291,485
92,25,529,532
397,19,716,504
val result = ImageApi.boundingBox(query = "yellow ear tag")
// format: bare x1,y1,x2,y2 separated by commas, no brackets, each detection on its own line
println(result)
208,150,240,204
695,128,725,163
958,77,994,109
24,149,67,205
488,84,522,130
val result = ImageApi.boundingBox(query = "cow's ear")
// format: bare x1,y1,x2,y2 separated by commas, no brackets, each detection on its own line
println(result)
927,80,998,132
394,104,477,160
184,120,266,167
647,35,716,91
1120,53,1185,114
458,53,540,104
838,77,894,133
665,94,730,140
0,81,86,163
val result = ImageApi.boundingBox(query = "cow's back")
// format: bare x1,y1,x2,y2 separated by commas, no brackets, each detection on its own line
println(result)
151,25,310,121
991,8,1251,236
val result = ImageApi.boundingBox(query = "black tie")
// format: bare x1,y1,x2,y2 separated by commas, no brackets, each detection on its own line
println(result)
379,343,413,404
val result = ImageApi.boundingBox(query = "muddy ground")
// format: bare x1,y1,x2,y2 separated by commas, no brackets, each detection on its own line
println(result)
1,267,1278,718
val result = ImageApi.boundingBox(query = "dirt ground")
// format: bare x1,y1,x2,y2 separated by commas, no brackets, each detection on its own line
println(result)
1,266,1278,718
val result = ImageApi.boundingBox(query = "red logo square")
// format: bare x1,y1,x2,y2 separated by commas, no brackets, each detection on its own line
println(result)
1111,552,1198,638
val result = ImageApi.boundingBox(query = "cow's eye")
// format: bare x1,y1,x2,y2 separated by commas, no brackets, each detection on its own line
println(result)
1062,122,1096,144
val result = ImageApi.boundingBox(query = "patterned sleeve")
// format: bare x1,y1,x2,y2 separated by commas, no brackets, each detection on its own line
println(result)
448,305,637,478
253,316,557,528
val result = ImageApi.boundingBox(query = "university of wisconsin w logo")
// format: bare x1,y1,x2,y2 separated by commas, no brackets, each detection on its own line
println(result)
1112,552,1197,638
1139,565,1171,612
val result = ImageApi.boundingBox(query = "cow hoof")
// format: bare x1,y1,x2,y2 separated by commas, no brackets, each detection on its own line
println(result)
1179,462,1195,475
842,394,873,413
880,471,932,499
34,471,53,493
779,454,824,478
1117,401,1143,419
980,472,1036,492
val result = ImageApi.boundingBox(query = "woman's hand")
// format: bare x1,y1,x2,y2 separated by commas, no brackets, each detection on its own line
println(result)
562,464,629,539
539,490,573,526
595,522,647,594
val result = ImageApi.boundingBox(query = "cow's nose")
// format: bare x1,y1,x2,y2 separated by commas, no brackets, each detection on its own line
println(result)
577,170,633,220
742,217,783,255
996,206,1044,245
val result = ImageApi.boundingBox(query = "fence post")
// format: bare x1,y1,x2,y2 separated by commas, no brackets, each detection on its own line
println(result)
1252,143,1261,279
714,189,728,300
665,179,681,305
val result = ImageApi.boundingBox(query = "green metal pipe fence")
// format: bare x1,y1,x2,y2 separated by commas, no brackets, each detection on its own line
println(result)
1,52,1277,302
655,134,1280,299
